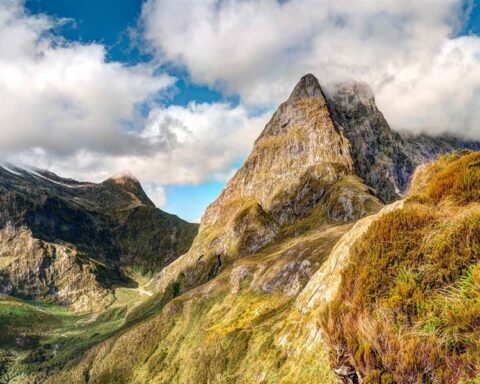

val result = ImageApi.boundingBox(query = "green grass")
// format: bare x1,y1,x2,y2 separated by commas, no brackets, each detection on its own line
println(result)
22,206,350,384
0,276,161,382
322,151,480,383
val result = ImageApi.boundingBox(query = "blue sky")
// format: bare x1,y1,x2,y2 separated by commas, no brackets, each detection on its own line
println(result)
466,1,480,34
24,0,239,222
7,0,480,223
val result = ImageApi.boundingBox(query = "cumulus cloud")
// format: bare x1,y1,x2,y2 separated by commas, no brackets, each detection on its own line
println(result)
7,101,267,195
0,0,267,209
142,0,480,138
143,183,167,208
0,0,174,157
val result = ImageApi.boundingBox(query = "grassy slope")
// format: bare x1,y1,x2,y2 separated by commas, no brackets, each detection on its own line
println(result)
323,151,480,383
10,151,480,384
0,283,155,383
0,170,383,383
29,212,354,384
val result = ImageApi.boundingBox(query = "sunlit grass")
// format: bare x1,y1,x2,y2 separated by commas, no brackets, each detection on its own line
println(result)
323,151,480,383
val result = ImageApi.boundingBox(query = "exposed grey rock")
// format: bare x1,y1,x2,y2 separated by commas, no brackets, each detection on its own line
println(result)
288,73,326,101
326,81,480,203
0,166,198,310
229,265,254,294
256,259,313,296
334,365,360,384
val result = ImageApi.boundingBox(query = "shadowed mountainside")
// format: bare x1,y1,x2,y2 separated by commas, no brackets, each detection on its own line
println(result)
0,167,198,311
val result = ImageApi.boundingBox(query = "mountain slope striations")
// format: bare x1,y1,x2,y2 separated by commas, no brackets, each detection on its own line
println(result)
0,168,198,311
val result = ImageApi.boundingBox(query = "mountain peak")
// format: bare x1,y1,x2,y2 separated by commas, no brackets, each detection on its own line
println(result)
102,173,155,208
107,172,140,186
203,72,354,228
288,73,325,101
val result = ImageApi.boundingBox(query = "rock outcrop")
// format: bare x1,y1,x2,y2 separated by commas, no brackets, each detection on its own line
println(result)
0,226,113,312
326,82,480,203
0,167,198,310
153,74,383,293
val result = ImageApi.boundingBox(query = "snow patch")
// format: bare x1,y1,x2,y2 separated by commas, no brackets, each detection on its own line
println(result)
1,164,22,176
25,168,89,189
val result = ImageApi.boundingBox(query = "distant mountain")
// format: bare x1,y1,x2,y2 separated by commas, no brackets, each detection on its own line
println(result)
0,167,198,311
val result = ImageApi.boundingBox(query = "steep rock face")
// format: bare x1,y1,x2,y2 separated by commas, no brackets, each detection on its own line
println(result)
153,74,382,293
153,73,480,296
326,82,480,203
0,226,113,312
326,82,411,203
203,74,354,226
0,167,198,310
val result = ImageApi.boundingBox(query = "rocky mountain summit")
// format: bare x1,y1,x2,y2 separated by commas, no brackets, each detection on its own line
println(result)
153,73,480,296
0,167,197,311
326,80,480,202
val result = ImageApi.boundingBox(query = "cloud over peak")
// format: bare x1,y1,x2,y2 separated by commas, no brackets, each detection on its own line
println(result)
0,0,267,210
142,0,480,138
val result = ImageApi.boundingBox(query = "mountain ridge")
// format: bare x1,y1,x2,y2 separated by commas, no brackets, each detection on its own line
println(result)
2,74,480,383
0,165,198,311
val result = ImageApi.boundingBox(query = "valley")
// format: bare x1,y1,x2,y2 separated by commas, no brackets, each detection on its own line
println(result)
1,74,480,383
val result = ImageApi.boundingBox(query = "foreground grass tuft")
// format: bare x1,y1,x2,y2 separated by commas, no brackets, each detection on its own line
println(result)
323,151,480,383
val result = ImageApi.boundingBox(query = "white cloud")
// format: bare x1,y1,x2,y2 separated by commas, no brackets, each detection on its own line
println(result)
377,35,480,138
0,1,175,157
7,102,267,208
143,183,167,208
0,0,268,211
8,102,267,185
139,102,267,184
142,0,480,138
